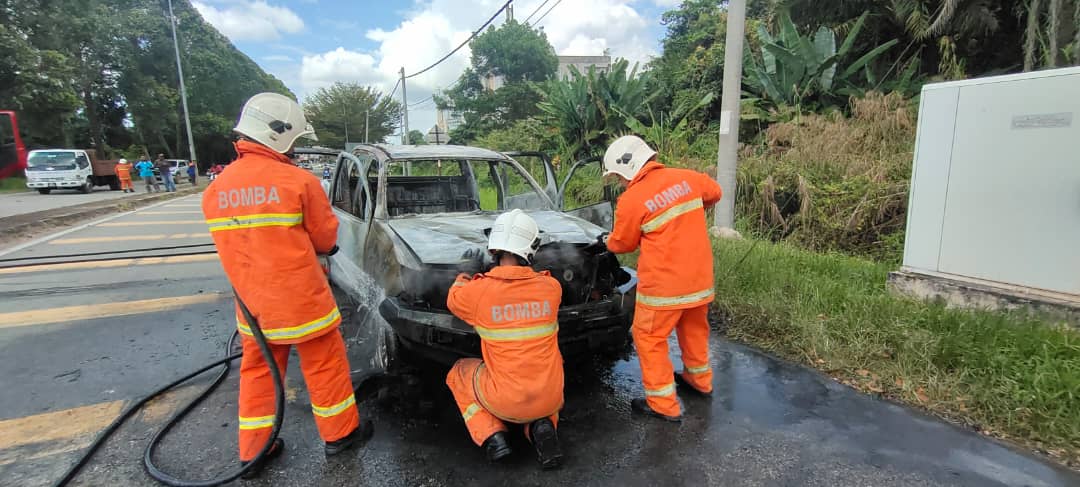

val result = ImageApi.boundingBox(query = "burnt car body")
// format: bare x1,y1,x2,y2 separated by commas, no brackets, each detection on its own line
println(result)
317,144,635,365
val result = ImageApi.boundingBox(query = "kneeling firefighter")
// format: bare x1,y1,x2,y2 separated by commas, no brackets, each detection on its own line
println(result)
445,209,565,469
602,135,723,422
202,92,372,478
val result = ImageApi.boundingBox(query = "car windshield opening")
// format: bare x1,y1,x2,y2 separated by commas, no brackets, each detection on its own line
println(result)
382,159,549,216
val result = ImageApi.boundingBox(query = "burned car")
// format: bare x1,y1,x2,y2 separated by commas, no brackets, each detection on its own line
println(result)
319,144,636,365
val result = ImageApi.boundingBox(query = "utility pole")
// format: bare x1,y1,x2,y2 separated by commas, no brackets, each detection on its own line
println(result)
167,0,197,165
365,110,369,143
343,105,349,145
400,66,410,174
714,0,746,230
506,3,513,21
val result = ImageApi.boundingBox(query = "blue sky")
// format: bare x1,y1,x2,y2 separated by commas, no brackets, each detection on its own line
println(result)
193,0,680,140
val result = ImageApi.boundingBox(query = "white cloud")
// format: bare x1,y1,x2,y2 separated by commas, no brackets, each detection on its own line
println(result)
289,0,660,140
193,0,304,42
262,54,293,62
652,0,683,7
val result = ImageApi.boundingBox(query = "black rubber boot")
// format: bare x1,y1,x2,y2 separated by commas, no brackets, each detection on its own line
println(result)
482,431,512,462
528,418,563,470
240,438,284,479
324,419,374,456
674,372,713,398
630,397,682,423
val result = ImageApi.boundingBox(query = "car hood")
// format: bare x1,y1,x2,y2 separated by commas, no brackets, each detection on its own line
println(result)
386,210,605,266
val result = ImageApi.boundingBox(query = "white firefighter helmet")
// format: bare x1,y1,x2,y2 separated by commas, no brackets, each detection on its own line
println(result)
233,92,318,154
487,209,541,262
118,158,128,164
603,135,656,181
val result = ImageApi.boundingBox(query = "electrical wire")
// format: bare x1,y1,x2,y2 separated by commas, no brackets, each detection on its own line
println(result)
404,0,512,79
408,96,433,107
523,0,550,24
387,78,402,100
529,0,562,27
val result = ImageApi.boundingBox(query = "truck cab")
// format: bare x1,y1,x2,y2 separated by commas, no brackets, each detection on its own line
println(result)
25,149,120,194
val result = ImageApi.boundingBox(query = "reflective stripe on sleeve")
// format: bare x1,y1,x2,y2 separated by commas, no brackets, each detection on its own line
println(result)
237,307,341,341
640,198,703,233
474,322,558,342
461,403,482,422
645,383,676,397
312,394,356,418
206,213,303,232
686,364,711,374
636,288,714,308
238,414,276,430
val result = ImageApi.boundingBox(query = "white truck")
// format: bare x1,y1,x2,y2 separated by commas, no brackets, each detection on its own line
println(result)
24,149,122,194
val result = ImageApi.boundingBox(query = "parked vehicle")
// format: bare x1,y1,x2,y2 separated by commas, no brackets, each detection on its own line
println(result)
313,145,637,366
24,149,121,194
0,110,28,180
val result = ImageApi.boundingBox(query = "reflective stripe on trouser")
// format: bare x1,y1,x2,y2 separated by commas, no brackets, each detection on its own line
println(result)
236,307,341,343
631,303,713,417
445,358,559,447
238,329,359,461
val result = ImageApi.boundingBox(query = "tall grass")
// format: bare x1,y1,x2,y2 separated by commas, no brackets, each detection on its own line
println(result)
0,176,27,194
712,237,1080,464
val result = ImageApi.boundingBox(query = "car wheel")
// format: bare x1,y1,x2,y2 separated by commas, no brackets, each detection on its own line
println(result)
80,177,92,194
37,188,51,195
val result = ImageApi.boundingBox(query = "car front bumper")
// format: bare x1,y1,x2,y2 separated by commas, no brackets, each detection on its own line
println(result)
26,180,83,188
379,291,635,366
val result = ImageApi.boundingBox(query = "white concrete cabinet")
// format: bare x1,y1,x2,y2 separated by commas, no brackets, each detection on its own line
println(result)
902,67,1080,296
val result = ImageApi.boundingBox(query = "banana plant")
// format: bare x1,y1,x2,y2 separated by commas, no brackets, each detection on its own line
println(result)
743,10,899,108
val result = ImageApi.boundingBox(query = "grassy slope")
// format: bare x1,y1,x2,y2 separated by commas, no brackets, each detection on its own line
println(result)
709,237,1079,465
0,176,27,194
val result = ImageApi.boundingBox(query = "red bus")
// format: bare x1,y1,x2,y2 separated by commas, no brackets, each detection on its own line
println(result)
0,110,28,179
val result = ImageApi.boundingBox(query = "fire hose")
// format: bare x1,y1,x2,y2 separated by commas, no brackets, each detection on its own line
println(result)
0,246,286,486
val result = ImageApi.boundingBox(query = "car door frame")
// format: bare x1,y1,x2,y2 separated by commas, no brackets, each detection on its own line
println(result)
501,151,559,204
557,155,617,230
327,150,375,293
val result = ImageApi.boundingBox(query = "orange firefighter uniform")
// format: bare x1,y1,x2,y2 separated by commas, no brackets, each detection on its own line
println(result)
445,266,564,445
115,162,133,191
201,139,358,461
606,161,722,417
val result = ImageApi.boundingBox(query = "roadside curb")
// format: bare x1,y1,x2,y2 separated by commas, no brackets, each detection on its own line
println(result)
0,187,203,245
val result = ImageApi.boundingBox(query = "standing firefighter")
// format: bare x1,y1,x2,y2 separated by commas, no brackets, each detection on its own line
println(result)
445,209,565,469
202,93,371,478
602,135,723,422
115,158,134,193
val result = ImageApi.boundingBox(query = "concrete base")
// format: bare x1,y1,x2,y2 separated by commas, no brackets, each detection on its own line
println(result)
887,268,1080,324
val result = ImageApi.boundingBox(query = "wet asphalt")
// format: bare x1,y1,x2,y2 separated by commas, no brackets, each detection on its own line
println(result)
0,194,1077,486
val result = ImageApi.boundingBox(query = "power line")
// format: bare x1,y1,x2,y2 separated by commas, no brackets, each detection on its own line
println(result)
387,78,401,100
523,0,550,24
404,0,512,79
529,0,562,27
409,96,433,107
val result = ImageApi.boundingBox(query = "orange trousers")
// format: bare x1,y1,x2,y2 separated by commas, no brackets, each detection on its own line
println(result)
237,330,359,461
119,177,133,191
632,304,713,417
446,358,559,446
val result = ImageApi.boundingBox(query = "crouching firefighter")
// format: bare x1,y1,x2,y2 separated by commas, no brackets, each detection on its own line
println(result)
445,209,565,469
202,92,372,478
602,135,723,422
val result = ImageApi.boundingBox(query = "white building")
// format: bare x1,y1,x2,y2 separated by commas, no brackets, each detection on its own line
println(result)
557,54,611,79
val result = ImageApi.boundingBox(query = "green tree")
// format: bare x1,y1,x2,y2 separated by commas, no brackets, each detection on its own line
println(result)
407,130,427,145
303,82,402,148
438,19,557,143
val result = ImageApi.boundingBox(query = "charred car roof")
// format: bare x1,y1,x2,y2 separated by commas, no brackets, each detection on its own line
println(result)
356,144,511,161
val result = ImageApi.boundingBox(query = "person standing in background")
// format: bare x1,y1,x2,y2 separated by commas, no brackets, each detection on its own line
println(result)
115,159,134,193
156,154,176,192
187,161,197,186
135,157,160,193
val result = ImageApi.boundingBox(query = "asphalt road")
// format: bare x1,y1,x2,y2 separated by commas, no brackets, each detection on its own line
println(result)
0,176,193,219
0,193,1077,487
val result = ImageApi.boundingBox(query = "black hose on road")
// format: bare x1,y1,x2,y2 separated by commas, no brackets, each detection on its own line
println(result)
52,290,286,487
0,243,216,263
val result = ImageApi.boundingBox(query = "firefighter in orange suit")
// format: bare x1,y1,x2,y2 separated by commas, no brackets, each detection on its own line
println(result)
602,135,723,422
115,159,134,193
445,209,565,469
202,93,370,478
